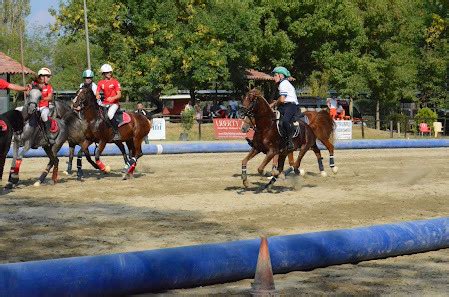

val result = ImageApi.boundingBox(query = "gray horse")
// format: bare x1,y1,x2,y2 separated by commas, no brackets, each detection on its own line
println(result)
5,89,68,188
53,96,131,179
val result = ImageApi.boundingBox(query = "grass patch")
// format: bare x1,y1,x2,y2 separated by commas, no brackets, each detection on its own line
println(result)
161,122,443,141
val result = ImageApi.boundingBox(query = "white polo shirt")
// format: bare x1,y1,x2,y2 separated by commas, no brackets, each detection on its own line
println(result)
278,79,298,105
80,82,97,95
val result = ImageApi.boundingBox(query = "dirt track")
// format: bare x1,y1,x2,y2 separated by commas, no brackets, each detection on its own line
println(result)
1,148,448,295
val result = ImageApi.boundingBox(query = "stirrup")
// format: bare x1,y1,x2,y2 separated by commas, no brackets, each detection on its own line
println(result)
112,131,121,141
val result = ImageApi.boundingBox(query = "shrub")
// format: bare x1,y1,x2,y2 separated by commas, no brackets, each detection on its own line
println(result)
181,107,195,133
414,107,437,127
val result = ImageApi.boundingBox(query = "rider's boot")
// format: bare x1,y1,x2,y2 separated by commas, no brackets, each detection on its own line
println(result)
283,124,294,151
285,134,294,151
245,137,254,148
110,118,121,141
44,120,55,144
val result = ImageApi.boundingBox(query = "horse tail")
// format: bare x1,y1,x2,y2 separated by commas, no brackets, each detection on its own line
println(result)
308,110,335,142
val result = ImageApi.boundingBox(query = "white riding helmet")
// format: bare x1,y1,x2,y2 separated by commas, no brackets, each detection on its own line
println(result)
37,67,52,76
100,64,113,73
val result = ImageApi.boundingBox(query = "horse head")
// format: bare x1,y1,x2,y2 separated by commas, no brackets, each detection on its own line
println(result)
72,87,96,110
24,89,41,115
241,88,273,126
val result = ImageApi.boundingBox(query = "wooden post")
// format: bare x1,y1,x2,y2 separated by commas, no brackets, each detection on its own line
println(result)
390,120,393,138
198,119,202,140
361,115,365,139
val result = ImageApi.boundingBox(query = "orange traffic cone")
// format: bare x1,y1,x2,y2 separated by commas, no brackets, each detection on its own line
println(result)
250,237,278,297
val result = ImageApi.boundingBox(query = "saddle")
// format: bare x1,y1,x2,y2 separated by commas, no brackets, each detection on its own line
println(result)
27,112,60,148
100,107,131,127
113,109,132,127
274,109,308,138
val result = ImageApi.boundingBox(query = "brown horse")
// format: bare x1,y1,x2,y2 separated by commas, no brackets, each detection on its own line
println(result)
241,109,337,177
72,87,151,179
240,89,318,190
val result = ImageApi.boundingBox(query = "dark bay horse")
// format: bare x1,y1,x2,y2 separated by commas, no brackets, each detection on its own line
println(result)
72,88,151,179
0,110,24,183
241,109,337,177
240,89,318,190
53,98,131,179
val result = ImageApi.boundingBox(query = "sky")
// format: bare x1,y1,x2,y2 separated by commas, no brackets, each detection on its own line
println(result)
26,0,59,31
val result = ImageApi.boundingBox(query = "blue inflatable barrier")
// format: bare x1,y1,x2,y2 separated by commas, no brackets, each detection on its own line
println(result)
0,217,448,296
5,139,449,158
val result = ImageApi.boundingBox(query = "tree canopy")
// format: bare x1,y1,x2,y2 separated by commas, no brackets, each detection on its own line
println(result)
1,0,448,124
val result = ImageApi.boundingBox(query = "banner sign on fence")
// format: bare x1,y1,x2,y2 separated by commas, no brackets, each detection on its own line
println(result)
213,118,247,139
334,120,353,140
148,118,166,140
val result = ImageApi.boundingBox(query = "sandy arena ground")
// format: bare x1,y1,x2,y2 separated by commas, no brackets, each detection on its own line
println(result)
1,147,448,295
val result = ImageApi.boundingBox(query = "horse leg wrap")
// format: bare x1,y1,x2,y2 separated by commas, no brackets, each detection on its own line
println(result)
39,169,49,183
8,167,19,184
52,169,58,183
127,158,137,174
318,157,324,172
264,176,277,190
241,165,247,180
14,160,22,174
284,167,294,176
329,155,335,168
96,160,106,171
77,157,82,170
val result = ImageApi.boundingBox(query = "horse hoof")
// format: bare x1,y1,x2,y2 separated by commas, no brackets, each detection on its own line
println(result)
332,166,339,174
104,166,111,173
271,169,279,177
4,183,13,190
320,171,328,177
299,169,306,176
243,179,249,188
257,169,264,175
33,181,41,187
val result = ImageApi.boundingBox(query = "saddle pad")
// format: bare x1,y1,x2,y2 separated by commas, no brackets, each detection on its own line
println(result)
49,117,59,133
0,120,7,132
116,111,132,127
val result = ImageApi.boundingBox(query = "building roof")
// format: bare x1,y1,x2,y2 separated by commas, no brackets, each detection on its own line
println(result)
245,68,295,81
0,51,34,75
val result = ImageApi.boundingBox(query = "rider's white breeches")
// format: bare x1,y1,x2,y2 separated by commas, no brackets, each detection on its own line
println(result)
39,107,50,122
108,104,119,120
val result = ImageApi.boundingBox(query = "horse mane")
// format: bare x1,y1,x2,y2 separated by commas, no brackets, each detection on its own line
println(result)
1,110,24,132
247,88,271,110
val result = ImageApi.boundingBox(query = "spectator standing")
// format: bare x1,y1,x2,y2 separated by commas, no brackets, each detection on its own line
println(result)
134,102,149,144
228,98,239,118
194,100,203,123
327,95,338,120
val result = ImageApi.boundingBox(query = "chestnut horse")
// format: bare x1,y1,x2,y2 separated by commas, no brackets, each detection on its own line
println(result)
72,88,151,179
240,89,318,190
241,109,337,177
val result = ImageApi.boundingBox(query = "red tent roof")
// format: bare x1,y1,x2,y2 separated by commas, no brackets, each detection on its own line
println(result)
0,51,34,75
245,68,295,81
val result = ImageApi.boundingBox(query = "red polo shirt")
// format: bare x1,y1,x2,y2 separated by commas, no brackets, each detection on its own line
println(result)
0,79,11,90
33,81,54,108
97,78,121,104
